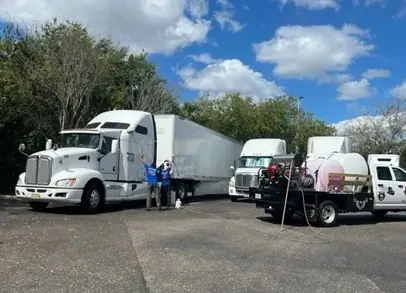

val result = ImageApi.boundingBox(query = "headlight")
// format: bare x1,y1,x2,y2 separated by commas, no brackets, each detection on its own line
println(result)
229,178,235,187
56,178,76,187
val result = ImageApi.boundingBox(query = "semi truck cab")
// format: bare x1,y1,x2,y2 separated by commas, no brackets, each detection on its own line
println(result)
15,110,156,213
228,138,286,201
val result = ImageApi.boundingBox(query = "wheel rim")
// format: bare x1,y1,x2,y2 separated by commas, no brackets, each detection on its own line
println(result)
321,205,336,224
89,189,100,208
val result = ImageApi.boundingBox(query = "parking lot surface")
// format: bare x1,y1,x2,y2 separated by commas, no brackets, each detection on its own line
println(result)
1,196,406,293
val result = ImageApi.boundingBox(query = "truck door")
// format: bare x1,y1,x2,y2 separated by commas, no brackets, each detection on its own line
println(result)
389,166,406,205
373,165,403,206
99,136,118,181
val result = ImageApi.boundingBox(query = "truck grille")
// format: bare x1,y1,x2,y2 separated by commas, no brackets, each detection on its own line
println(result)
235,174,258,188
25,156,52,185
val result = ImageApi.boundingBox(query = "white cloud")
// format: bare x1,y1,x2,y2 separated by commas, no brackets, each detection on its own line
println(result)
0,0,211,55
353,0,386,6
362,68,391,79
280,0,339,10
390,80,406,99
337,78,372,101
214,0,244,32
253,24,374,80
334,68,390,101
178,58,284,100
188,53,220,64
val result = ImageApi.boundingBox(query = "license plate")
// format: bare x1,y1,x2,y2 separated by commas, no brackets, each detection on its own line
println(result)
255,193,261,199
31,193,40,199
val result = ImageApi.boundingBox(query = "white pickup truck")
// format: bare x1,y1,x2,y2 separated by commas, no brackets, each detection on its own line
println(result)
251,152,406,227
15,110,243,213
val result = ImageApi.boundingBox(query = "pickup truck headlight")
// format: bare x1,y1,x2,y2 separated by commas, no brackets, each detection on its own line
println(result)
229,178,235,187
56,178,77,187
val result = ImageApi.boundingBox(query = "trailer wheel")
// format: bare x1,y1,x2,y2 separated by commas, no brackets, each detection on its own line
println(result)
80,183,104,214
29,201,48,212
371,210,388,219
318,201,338,227
270,210,293,223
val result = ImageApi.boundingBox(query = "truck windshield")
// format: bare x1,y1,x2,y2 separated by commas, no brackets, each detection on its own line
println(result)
239,157,273,168
59,133,100,149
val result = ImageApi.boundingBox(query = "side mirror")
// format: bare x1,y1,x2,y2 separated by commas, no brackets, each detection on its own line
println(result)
18,143,26,152
45,139,52,150
127,125,136,134
18,143,28,157
230,166,234,170
111,139,118,154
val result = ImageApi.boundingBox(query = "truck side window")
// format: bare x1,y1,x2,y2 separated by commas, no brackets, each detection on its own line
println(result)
376,166,393,181
101,137,114,153
392,167,406,182
135,125,148,135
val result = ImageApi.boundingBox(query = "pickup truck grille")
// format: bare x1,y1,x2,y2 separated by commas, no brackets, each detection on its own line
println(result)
235,174,258,188
25,156,52,185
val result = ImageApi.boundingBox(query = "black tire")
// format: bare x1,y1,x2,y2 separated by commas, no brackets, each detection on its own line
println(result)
371,210,388,219
230,197,238,202
80,183,104,214
29,201,48,212
318,200,338,227
270,210,294,223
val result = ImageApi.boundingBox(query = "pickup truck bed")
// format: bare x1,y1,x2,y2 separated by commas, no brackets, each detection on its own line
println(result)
249,186,375,227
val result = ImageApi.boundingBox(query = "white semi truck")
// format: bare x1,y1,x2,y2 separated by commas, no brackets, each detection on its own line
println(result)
228,138,287,201
15,110,244,213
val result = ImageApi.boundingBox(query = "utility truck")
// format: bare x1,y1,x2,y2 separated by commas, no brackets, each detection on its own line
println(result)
15,110,244,213
228,138,286,201
249,136,406,227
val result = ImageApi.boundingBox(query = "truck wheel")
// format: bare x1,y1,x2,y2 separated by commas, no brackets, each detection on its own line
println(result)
80,183,104,214
29,202,48,212
318,201,338,227
270,210,293,223
230,197,238,202
371,210,388,219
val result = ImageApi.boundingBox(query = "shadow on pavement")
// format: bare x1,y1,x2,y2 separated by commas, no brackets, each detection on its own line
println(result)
22,194,233,215
257,213,406,228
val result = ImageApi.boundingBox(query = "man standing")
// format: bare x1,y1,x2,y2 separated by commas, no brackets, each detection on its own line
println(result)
141,153,161,211
160,160,172,208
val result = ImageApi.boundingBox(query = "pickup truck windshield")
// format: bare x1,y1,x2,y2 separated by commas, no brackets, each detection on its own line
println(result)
239,157,273,168
59,133,100,149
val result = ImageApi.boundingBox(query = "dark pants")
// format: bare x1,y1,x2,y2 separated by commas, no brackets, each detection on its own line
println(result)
160,184,171,207
147,183,160,209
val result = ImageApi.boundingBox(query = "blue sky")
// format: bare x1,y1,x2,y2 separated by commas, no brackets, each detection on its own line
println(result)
1,0,406,125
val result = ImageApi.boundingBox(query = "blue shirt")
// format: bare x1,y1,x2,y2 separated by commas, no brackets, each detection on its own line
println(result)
143,163,157,184
161,168,171,186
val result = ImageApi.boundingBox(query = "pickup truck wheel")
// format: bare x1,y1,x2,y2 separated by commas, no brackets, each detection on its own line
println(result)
270,210,293,223
81,183,104,214
371,210,388,219
29,202,48,212
318,201,338,227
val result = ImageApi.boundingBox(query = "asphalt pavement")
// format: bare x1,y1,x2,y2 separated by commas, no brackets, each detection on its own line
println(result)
1,196,406,293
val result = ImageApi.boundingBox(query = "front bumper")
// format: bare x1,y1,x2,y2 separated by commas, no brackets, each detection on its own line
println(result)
228,186,250,198
15,185,83,204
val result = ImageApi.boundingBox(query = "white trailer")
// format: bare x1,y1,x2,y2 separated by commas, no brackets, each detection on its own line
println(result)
154,115,244,198
15,110,243,213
